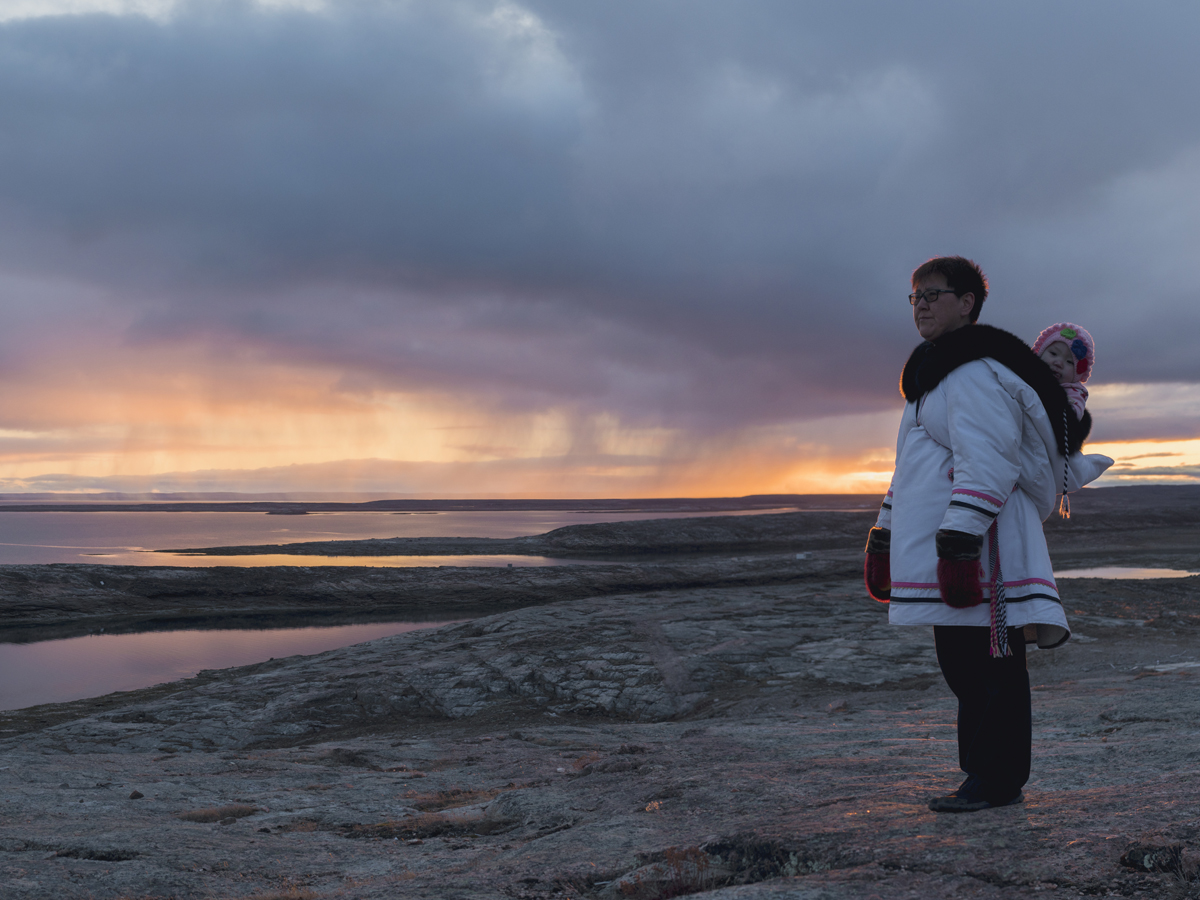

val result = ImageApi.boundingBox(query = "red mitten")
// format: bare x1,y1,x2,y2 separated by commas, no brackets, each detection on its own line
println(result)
865,554,891,602
936,558,985,608
863,527,891,602
935,529,985,609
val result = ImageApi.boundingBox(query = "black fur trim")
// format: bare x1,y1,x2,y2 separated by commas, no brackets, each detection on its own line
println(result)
935,528,983,561
900,324,1091,456
865,526,891,554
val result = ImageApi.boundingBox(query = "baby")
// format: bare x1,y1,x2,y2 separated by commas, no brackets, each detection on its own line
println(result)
1032,322,1094,420
1033,322,1106,516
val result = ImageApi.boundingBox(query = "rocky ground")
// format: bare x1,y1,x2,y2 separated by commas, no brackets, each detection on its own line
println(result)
0,551,863,643
0,487,1198,899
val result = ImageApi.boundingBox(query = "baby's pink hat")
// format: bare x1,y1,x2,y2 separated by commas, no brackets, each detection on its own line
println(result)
1033,322,1095,383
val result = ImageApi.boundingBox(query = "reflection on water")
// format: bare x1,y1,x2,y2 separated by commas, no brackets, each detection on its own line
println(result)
1055,566,1198,579
100,553,597,568
0,620,457,712
0,507,798,565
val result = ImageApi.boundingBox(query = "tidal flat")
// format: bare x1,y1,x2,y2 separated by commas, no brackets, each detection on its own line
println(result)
0,486,1198,899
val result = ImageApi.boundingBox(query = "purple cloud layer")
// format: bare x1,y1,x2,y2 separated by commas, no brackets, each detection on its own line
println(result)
0,0,1198,446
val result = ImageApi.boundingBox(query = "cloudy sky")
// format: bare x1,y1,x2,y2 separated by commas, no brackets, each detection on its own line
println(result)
0,0,1198,496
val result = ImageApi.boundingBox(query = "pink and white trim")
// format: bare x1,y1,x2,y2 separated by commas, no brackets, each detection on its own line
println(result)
951,488,1004,508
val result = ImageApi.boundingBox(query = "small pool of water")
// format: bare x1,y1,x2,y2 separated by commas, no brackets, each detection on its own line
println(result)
1055,566,1198,579
83,552,599,567
0,620,458,712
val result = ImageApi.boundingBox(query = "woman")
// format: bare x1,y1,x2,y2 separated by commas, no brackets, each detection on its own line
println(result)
864,256,1110,812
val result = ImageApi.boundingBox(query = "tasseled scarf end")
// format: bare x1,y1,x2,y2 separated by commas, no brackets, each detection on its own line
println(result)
987,519,1012,658
1058,407,1072,520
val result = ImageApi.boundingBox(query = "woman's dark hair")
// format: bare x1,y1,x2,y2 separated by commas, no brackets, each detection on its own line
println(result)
911,256,988,322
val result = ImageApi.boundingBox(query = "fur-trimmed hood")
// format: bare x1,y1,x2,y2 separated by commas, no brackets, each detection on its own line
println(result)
900,324,1091,456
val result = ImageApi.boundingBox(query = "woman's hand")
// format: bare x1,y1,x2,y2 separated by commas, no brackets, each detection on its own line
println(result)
864,526,891,602
935,529,985,608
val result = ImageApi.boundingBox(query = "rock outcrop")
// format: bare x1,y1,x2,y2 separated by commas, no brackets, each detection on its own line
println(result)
0,552,860,639
1,575,1198,900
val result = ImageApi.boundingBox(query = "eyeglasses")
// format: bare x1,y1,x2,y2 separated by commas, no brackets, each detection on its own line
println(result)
908,288,960,306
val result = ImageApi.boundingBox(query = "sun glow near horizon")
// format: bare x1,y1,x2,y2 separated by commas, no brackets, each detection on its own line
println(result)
1087,437,1200,484
0,358,905,496
1,388,1196,497
0,329,1194,497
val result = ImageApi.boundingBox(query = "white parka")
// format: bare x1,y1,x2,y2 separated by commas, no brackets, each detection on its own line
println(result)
876,349,1112,649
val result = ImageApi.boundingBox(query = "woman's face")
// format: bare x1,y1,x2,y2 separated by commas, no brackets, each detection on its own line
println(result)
1040,341,1080,384
911,273,975,341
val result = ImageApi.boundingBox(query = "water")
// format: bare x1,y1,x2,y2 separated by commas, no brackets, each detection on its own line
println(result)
1055,566,1198,579
0,507,795,566
0,504,799,710
143,553,595,567
0,620,458,711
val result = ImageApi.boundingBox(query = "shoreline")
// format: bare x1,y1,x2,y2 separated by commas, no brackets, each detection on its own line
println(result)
3,493,1199,638
158,509,877,558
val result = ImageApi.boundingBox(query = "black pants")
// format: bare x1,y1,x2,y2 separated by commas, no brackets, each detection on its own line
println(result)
933,626,1031,802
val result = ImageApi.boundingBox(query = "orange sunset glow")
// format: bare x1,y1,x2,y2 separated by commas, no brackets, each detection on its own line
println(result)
0,1,1196,499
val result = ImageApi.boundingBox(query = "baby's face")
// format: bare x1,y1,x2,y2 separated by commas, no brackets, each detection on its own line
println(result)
1040,341,1081,384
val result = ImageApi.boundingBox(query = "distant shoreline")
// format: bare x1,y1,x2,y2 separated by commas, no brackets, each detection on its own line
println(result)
0,493,882,514
0,482,1191,513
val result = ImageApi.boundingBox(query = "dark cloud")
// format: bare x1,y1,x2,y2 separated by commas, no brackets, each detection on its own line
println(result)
1,0,1199,435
